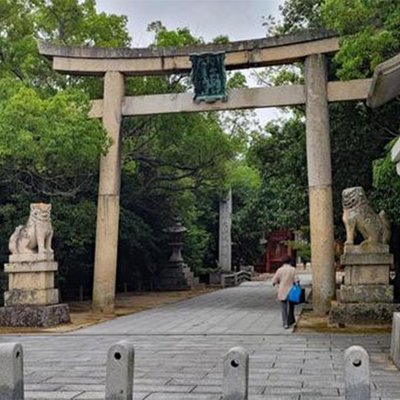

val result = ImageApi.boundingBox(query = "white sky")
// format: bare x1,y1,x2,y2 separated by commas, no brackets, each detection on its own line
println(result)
96,0,283,46
95,0,286,124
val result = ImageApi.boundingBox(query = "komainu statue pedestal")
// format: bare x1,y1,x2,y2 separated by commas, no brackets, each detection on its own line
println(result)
0,253,70,327
329,244,397,325
0,203,70,327
330,187,399,325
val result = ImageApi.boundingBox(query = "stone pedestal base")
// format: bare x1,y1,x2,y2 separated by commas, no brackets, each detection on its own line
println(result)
329,248,394,326
159,262,198,291
5,256,58,306
2,252,70,327
339,284,393,303
0,304,70,327
329,301,400,325
344,265,390,285
4,288,59,307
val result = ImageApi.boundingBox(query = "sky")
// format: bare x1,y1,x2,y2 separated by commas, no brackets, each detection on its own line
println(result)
95,0,283,47
95,0,286,123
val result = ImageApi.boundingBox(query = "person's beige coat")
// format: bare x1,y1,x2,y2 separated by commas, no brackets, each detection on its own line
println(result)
272,264,298,301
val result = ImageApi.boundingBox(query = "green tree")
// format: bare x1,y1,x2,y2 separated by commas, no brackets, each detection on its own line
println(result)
250,117,309,229
117,24,250,284
257,0,397,236
321,0,400,80
0,0,130,298
318,0,400,299
318,0,400,226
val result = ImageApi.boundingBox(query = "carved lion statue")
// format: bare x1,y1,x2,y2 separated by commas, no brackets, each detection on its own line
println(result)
342,187,390,246
9,203,54,255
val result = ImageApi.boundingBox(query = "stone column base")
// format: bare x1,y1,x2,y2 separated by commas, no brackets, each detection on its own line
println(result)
329,301,400,325
0,304,70,327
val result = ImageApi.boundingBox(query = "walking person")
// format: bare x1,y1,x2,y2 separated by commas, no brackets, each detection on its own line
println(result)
272,257,299,329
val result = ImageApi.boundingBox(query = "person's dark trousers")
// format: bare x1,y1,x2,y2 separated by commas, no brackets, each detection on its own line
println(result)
280,300,295,326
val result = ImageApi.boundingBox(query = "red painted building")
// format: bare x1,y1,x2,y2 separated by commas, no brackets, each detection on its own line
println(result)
263,230,295,273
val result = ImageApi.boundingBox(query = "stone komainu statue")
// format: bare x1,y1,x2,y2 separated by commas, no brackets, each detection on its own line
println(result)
342,187,390,245
9,203,54,255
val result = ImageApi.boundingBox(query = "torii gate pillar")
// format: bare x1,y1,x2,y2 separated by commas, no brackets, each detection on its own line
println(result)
92,71,125,313
305,54,335,315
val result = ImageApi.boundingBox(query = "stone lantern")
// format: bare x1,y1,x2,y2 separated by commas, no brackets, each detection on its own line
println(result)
164,218,187,263
159,218,198,291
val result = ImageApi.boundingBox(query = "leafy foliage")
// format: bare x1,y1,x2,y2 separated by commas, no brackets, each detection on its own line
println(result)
0,81,108,196
319,0,400,228
321,0,400,79
0,0,129,296
255,0,399,243
232,117,309,265
277,0,325,33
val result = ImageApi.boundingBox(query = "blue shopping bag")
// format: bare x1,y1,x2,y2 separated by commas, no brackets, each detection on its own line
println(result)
288,283,302,304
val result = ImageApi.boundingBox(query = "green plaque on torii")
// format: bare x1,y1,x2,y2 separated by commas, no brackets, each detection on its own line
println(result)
189,52,227,103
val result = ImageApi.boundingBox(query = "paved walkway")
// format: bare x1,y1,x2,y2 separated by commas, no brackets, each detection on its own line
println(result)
79,279,306,336
1,278,400,399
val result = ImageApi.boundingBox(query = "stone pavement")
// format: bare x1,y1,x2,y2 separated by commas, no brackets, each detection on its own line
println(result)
1,277,400,399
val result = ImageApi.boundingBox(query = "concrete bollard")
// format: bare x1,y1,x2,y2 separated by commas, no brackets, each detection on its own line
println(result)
105,340,134,400
391,312,400,369
222,346,249,400
344,345,370,400
0,342,24,400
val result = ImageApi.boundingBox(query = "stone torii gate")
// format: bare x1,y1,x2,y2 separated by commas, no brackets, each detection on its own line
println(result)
39,30,373,315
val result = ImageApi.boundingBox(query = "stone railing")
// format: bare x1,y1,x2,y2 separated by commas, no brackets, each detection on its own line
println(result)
0,341,372,400
221,270,252,288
